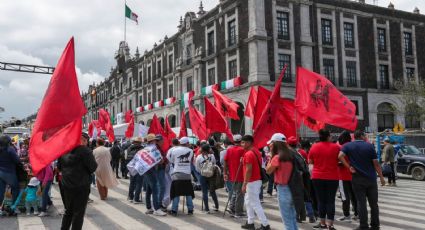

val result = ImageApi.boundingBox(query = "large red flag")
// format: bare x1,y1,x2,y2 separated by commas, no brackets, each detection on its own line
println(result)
212,89,240,120
165,115,177,141
125,110,133,123
148,114,170,152
253,86,272,130
254,66,297,148
125,112,135,138
99,109,115,142
204,97,233,141
295,67,358,131
88,120,101,138
29,37,87,175
244,86,257,118
188,104,208,140
297,115,326,132
178,111,188,138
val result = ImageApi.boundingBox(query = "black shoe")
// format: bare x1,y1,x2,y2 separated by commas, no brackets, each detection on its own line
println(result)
309,216,316,223
313,223,327,229
117,176,121,179
327,226,336,230
256,225,271,230
241,222,255,230
188,210,193,215
169,210,177,216
297,217,302,223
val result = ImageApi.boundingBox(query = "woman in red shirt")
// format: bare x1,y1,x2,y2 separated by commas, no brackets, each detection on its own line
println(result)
308,129,340,230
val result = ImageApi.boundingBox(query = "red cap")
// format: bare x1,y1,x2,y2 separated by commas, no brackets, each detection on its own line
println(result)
287,136,298,146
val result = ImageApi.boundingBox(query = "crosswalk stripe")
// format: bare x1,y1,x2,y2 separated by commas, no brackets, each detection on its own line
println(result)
17,216,47,230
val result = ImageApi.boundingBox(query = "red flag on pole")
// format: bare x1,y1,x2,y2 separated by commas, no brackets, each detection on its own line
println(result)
178,111,188,138
188,104,208,140
29,37,87,175
88,120,101,138
204,97,233,141
125,112,135,138
244,86,258,118
165,116,177,141
295,67,358,131
212,89,240,120
297,116,326,132
253,86,272,130
253,66,297,148
124,110,133,123
99,109,115,142
148,114,170,152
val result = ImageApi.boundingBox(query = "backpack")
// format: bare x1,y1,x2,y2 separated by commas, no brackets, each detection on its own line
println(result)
200,155,215,178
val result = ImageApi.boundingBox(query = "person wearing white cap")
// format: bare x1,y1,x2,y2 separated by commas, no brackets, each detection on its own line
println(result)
11,177,41,216
166,137,195,216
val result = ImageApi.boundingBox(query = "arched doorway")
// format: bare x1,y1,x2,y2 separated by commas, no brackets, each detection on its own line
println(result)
159,117,165,128
168,114,177,128
405,103,421,129
377,102,395,132
231,102,245,135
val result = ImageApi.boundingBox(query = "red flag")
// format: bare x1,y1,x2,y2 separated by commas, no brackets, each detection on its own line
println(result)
295,67,358,131
88,120,101,138
29,37,87,175
99,109,115,142
179,111,188,138
165,115,177,141
148,114,171,152
204,97,233,141
253,86,272,130
188,104,208,140
125,113,135,138
245,87,258,118
253,66,297,148
212,89,240,120
297,115,326,132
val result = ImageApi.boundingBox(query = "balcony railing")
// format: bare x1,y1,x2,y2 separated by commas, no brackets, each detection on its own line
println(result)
346,78,358,87
226,35,239,48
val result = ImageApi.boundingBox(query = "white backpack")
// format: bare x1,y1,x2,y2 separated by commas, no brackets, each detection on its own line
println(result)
200,156,215,178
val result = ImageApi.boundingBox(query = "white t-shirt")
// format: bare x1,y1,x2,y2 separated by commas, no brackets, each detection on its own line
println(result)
166,146,193,175
195,153,216,173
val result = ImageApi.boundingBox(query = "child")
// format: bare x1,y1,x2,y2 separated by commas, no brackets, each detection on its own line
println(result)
12,177,41,216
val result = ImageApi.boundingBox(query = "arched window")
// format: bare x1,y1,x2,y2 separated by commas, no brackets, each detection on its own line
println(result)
168,115,177,128
377,102,395,132
159,117,165,128
405,104,421,129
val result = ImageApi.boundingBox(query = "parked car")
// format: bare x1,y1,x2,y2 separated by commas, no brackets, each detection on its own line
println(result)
396,144,425,181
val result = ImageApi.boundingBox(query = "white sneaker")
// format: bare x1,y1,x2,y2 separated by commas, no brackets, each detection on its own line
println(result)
153,209,167,216
38,212,48,217
26,212,31,216
34,211,39,215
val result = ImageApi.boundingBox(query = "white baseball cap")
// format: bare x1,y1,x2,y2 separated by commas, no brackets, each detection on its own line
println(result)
179,137,189,145
233,134,242,142
267,133,287,145
28,177,40,187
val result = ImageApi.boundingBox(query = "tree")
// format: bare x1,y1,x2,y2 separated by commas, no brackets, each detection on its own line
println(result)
394,78,425,124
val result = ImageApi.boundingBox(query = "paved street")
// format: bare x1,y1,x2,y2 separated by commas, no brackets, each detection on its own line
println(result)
1,177,424,230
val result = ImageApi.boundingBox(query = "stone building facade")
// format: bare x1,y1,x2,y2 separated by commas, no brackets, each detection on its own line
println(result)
82,0,425,137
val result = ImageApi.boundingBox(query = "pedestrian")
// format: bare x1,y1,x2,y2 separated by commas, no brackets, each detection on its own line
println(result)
93,138,119,200
263,146,275,197
126,137,144,204
220,138,233,169
338,130,386,230
163,138,180,208
209,138,221,168
10,177,41,216
167,137,195,216
308,129,340,230
336,131,358,222
121,140,132,179
110,140,122,179
144,134,167,216
223,134,245,218
0,135,20,216
266,133,298,230
240,135,270,230
195,144,219,213
155,134,168,211
382,138,396,186
36,164,54,217
58,132,98,230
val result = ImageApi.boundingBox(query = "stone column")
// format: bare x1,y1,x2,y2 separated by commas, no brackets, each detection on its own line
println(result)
369,111,378,133
244,118,253,135
299,1,314,69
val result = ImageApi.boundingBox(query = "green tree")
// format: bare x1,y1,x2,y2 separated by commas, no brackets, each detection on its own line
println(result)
394,78,425,125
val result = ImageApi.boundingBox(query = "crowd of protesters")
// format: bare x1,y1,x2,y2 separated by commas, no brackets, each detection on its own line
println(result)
0,128,394,230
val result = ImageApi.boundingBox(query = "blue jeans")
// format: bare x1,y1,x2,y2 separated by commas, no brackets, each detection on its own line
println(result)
305,202,315,218
267,174,274,194
0,171,19,204
145,169,160,210
191,164,201,185
41,180,53,212
157,168,166,207
277,185,298,230
172,196,194,213
128,174,144,201
199,176,218,211
226,181,233,194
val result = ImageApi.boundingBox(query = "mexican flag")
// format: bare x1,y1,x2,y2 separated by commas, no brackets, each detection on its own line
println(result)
125,4,138,24
143,104,153,111
154,100,164,108
221,76,242,90
201,84,219,96
136,107,144,113
181,91,195,108
164,97,176,105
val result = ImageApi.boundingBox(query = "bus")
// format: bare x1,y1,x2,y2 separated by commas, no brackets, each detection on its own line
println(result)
3,126,30,138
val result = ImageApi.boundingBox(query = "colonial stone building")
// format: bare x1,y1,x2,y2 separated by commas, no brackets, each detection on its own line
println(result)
82,0,425,137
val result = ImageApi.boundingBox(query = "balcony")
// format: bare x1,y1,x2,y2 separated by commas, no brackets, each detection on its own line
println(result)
346,78,358,88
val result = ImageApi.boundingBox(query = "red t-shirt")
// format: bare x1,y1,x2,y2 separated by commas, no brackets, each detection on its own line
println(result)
271,155,293,185
243,148,262,182
338,155,352,181
308,142,340,180
298,149,308,161
224,146,245,182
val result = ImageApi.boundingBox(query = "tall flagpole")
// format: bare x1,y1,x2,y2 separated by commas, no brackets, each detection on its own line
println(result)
124,0,127,42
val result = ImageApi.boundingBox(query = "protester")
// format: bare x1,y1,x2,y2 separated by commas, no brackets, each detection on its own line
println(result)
36,164,54,217
110,140,122,179
93,138,119,200
126,137,144,204
339,130,386,230
220,138,233,168
155,134,168,211
337,131,358,222
167,137,195,216
209,138,221,168
121,140,132,179
223,134,245,218
11,177,41,215
266,133,298,230
382,138,396,186
241,135,270,230
163,138,180,209
58,132,97,230
264,146,275,197
308,129,340,230
195,144,219,213
0,135,20,216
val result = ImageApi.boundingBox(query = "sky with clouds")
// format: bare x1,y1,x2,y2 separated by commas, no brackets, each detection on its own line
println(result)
0,0,423,122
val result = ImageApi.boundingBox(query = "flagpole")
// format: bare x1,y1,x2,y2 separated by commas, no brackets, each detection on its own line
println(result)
124,0,127,42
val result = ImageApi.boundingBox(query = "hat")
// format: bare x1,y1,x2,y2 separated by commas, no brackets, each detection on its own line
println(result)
28,177,40,187
146,134,156,142
267,133,286,145
81,132,90,140
131,136,143,143
179,137,189,145
233,134,242,142
155,134,163,141
287,136,298,146
383,137,390,142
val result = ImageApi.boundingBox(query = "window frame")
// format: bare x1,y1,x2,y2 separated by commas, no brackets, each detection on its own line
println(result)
321,19,333,46
404,32,413,56
343,22,354,48
346,61,357,87
277,11,290,40
377,28,386,52
323,59,336,84
228,19,237,47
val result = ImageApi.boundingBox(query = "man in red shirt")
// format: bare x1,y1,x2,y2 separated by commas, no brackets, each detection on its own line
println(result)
241,135,270,230
223,134,245,217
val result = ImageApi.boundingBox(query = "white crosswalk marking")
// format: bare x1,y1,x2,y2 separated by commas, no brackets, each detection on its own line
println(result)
2,177,424,230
